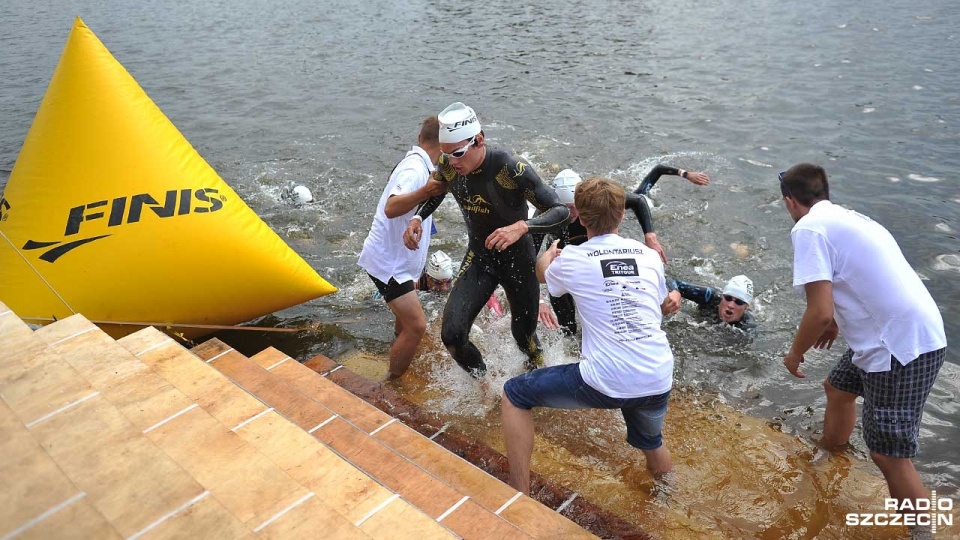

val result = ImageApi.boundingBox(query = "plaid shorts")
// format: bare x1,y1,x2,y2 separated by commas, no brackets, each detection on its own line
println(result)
828,347,946,458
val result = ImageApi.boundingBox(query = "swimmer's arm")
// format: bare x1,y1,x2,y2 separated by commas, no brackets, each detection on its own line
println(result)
520,171,570,233
625,192,654,234
634,165,710,195
412,194,446,221
670,279,716,307
385,175,447,218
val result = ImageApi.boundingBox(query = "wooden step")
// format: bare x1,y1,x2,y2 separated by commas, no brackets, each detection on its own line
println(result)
252,348,595,538
120,327,455,539
0,303,45,369
195,341,526,537
0,318,246,538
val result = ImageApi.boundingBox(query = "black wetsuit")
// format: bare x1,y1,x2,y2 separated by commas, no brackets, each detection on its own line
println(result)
668,279,757,331
634,164,686,196
535,192,655,335
414,147,569,376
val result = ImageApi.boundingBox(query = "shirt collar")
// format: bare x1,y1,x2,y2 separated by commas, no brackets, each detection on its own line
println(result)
409,146,436,172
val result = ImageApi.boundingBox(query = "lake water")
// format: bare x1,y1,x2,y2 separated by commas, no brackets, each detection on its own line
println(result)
1,0,957,536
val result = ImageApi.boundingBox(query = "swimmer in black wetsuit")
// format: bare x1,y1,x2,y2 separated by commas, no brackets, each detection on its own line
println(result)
634,164,710,195
535,167,710,335
402,103,569,377
664,275,757,330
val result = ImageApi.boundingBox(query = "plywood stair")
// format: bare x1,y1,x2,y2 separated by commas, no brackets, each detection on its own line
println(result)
0,303,596,539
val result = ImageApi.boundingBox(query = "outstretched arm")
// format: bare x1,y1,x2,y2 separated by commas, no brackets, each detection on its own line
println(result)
486,161,569,251
668,278,718,307
635,164,710,195
625,192,666,263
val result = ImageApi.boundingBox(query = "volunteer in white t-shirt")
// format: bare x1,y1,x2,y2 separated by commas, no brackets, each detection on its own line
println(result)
358,115,447,379
501,177,678,495
779,163,946,514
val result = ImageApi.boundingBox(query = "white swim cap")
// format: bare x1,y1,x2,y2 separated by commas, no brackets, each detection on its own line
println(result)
292,185,314,204
427,250,454,280
438,102,481,144
722,275,754,304
552,169,583,204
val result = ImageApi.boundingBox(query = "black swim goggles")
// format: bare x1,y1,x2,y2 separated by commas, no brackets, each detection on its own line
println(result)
442,136,476,159
722,294,747,306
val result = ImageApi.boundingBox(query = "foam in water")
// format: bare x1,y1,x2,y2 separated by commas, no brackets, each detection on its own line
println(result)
932,253,960,274
908,173,940,183
887,176,901,182
738,157,773,168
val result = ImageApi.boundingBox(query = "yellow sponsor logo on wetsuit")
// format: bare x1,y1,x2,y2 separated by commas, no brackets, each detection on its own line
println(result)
462,194,491,215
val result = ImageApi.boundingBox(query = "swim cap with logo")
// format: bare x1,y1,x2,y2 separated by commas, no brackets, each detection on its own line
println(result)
438,102,481,144
427,250,454,280
552,169,583,204
723,275,754,304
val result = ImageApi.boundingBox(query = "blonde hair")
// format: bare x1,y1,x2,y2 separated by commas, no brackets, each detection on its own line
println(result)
574,177,625,234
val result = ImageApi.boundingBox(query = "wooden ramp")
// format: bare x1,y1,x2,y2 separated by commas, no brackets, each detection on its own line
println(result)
0,303,596,539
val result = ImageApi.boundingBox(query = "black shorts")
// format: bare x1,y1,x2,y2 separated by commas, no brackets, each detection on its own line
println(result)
367,274,415,303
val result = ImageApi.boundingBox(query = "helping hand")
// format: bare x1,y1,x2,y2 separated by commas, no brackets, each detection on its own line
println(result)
402,219,423,250
538,301,560,330
783,351,806,378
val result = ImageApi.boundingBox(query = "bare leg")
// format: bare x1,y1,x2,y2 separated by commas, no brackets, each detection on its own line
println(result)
385,291,426,379
871,453,928,515
642,446,673,476
501,394,535,494
821,379,857,448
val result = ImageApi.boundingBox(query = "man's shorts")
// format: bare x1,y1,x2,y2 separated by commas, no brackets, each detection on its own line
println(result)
367,274,415,303
503,363,670,450
828,347,946,458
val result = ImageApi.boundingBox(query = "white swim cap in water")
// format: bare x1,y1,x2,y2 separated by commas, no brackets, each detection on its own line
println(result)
427,250,454,280
438,102,481,144
292,185,314,203
552,169,582,204
723,275,754,304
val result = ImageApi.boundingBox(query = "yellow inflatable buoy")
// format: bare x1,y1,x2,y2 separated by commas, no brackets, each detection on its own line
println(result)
0,17,336,337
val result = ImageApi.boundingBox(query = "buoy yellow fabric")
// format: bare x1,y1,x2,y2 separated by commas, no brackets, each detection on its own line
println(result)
0,17,336,336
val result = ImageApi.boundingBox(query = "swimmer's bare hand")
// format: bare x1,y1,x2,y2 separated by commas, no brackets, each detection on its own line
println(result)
485,220,529,251
686,171,710,186
402,219,423,250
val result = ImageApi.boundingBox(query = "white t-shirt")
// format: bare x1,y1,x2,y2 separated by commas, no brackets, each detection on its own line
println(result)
545,233,674,398
358,147,434,284
791,200,946,372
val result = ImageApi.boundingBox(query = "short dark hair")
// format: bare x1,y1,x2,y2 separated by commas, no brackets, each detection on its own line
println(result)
782,163,829,207
575,177,625,234
419,115,440,146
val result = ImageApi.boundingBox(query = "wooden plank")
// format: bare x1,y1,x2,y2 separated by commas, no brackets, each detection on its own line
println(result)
52,329,195,431
0,305,42,366
28,393,209,538
136,343,266,429
374,421,519,514
122,493,251,540
260,351,394,433
357,497,457,540
116,326,171,356
33,313,97,345
14,495,122,540
440,498,531,540
314,417,463,519
248,347,291,370
1,348,98,429
209,352,335,434
254,495,373,540
0,400,112,538
235,409,395,524
145,404,319,529
498,495,598,539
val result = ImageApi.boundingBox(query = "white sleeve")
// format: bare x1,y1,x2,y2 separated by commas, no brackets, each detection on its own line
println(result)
791,228,834,290
389,165,424,197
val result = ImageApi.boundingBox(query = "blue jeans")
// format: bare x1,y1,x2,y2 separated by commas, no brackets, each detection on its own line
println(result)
504,363,670,450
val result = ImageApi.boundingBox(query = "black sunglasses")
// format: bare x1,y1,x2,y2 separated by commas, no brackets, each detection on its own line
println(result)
722,294,746,306
778,171,792,198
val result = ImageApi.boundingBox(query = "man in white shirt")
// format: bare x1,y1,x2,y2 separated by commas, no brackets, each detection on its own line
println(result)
358,116,446,379
779,163,947,513
501,177,679,494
